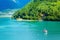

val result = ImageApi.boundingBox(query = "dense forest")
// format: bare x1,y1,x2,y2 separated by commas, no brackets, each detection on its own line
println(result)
12,0,60,21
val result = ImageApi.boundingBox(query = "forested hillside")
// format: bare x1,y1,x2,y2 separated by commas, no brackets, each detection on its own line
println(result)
12,0,60,21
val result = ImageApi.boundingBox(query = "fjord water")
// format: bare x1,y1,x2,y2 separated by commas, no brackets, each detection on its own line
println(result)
0,18,60,40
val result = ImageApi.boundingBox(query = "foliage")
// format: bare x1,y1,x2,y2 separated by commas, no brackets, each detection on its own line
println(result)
12,0,60,21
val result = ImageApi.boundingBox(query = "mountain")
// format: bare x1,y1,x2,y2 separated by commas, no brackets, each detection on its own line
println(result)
12,0,60,21
0,0,30,11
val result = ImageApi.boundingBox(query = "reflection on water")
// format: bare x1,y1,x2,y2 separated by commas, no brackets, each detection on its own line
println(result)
0,18,60,40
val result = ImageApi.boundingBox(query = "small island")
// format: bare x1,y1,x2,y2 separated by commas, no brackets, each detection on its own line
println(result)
12,0,60,21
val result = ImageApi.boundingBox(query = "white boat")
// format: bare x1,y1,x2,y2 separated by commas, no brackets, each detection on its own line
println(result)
43,29,48,35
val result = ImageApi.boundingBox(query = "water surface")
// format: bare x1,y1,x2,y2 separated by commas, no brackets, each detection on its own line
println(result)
0,17,60,40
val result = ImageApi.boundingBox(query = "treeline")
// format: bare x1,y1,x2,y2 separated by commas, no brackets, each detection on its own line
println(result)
12,0,60,21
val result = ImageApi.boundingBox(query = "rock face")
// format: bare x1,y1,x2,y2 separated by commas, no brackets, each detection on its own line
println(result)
12,0,60,21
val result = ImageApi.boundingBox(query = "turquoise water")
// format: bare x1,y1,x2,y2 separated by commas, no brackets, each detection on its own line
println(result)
0,17,60,40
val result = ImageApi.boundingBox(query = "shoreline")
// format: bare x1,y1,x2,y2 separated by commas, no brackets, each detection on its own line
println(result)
0,17,43,21
16,18,43,21
0,17,60,22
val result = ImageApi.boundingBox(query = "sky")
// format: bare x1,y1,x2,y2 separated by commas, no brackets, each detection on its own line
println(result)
0,0,30,11
12,0,17,3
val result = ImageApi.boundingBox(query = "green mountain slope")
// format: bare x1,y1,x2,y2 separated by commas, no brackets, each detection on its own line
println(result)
12,0,60,21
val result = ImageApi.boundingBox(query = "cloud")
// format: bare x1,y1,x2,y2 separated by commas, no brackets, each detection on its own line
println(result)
12,0,17,3
0,9,19,17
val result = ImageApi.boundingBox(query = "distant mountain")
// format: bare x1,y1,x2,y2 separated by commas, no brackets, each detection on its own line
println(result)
0,0,30,11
